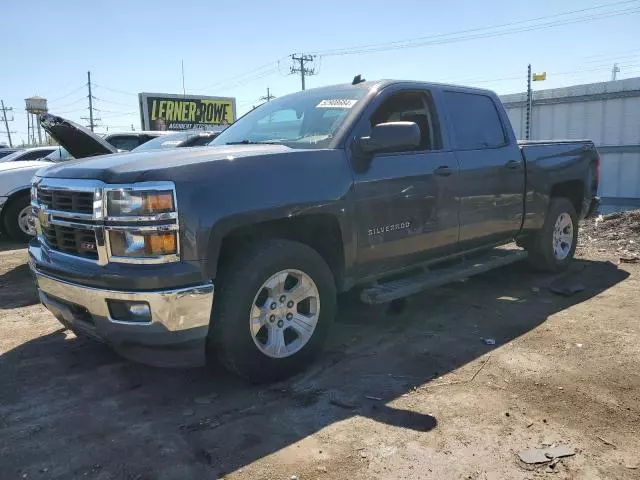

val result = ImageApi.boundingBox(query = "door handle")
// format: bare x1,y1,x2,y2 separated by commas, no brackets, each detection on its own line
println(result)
505,160,522,169
434,166,453,177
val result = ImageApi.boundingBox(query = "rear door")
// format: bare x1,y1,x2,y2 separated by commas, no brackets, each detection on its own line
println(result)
350,87,460,277
442,90,524,249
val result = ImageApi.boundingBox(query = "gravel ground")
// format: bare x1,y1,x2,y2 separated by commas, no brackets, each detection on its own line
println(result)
0,230,638,480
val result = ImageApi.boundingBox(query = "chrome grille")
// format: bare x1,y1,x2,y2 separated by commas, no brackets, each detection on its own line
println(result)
32,177,179,265
41,224,98,260
37,188,93,214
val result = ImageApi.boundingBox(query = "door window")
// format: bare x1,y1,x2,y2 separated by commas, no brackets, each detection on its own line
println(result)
369,91,441,152
444,91,506,150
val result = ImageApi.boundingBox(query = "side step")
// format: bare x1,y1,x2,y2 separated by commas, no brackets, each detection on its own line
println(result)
360,248,528,305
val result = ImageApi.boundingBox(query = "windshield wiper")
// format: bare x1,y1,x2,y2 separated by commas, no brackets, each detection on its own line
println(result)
225,140,282,145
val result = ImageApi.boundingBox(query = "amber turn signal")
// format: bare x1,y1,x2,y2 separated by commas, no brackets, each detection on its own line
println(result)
143,192,174,213
144,232,177,255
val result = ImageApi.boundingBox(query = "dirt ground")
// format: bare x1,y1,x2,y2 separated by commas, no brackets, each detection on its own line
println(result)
1,223,639,480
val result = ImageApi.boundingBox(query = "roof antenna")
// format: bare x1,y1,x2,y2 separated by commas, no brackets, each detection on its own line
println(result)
352,74,365,85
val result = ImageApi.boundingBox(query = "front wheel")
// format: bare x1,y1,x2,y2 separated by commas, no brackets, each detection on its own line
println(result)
208,239,336,382
526,197,578,272
3,194,35,242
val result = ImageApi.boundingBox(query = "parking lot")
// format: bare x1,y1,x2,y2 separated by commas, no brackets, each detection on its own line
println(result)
0,227,639,480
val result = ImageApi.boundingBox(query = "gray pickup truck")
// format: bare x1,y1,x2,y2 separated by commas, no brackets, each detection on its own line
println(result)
30,79,599,382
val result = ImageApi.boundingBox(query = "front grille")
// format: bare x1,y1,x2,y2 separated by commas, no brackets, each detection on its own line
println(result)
41,224,98,260
37,188,93,214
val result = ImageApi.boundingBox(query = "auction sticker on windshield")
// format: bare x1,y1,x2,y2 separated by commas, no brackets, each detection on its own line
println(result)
316,99,358,108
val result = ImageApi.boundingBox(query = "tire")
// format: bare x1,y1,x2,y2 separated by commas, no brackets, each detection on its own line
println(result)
526,197,578,272
2,194,35,242
208,239,337,382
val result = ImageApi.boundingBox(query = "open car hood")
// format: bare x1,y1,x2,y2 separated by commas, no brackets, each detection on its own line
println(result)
40,114,118,159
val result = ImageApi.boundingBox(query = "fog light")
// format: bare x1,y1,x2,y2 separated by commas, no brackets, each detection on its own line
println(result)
107,300,152,323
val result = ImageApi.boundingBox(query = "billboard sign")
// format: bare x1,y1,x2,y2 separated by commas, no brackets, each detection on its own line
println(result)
138,93,236,131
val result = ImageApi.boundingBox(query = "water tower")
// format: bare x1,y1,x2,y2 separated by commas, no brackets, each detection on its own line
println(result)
25,96,48,145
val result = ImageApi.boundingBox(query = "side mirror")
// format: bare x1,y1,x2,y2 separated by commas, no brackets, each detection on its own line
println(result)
359,121,421,154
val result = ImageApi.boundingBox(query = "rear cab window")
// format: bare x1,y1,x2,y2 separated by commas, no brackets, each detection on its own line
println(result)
106,135,141,151
443,91,506,150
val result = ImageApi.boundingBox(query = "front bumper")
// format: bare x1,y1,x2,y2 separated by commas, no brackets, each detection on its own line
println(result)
33,268,214,367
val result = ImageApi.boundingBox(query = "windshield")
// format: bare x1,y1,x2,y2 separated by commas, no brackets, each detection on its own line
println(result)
211,87,367,149
43,147,73,162
132,132,191,151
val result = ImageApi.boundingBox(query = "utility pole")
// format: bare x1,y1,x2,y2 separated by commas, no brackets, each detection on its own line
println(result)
260,87,275,102
290,54,316,91
525,64,532,141
81,71,99,131
612,63,620,81
1,100,14,147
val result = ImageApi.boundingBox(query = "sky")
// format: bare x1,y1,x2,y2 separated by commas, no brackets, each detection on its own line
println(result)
0,0,638,146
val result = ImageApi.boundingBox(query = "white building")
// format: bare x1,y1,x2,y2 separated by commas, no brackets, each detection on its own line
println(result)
500,77,640,211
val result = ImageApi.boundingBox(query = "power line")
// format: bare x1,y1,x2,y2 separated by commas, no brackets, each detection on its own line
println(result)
438,62,640,87
51,96,86,111
196,57,288,92
311,1,640,56
56,107,88,115
48,83,88,103
211,66,282,94
93,96,136,108
92,83,138,96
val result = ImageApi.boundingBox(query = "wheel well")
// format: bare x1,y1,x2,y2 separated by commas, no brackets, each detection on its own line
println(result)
550,180,584,216
216,214,345,289
0,188,30,229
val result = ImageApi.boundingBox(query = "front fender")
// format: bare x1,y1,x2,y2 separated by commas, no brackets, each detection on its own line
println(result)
174,149,355,279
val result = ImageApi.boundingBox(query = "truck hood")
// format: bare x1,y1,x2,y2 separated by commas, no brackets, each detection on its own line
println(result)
0,160,53,174
40,113,118,158
40,144,294,183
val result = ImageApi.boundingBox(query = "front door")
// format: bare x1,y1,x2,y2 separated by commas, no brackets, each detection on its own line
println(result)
351,89,460,278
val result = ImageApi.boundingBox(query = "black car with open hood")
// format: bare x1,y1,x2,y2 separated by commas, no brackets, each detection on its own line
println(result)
40,113,118,159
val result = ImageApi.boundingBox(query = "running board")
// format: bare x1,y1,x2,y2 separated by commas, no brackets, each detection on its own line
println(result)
360,248,528,305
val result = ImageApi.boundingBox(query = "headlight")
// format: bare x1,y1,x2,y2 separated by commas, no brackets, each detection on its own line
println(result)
106,190,174,217
105,184,179,263
109,230,178,258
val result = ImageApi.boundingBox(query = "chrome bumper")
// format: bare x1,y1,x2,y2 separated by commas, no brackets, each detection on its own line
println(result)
33,269,214,367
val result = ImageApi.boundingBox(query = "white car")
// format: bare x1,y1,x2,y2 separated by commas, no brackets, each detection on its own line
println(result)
0,146,58,163
0,160,54,240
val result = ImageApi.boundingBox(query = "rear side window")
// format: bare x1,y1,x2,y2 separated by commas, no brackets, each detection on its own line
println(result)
19,149,54,160
444,92,506,150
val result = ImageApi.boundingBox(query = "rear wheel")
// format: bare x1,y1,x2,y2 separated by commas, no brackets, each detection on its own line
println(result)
3,194,35,242
526,197,578,272
208,239,336,382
